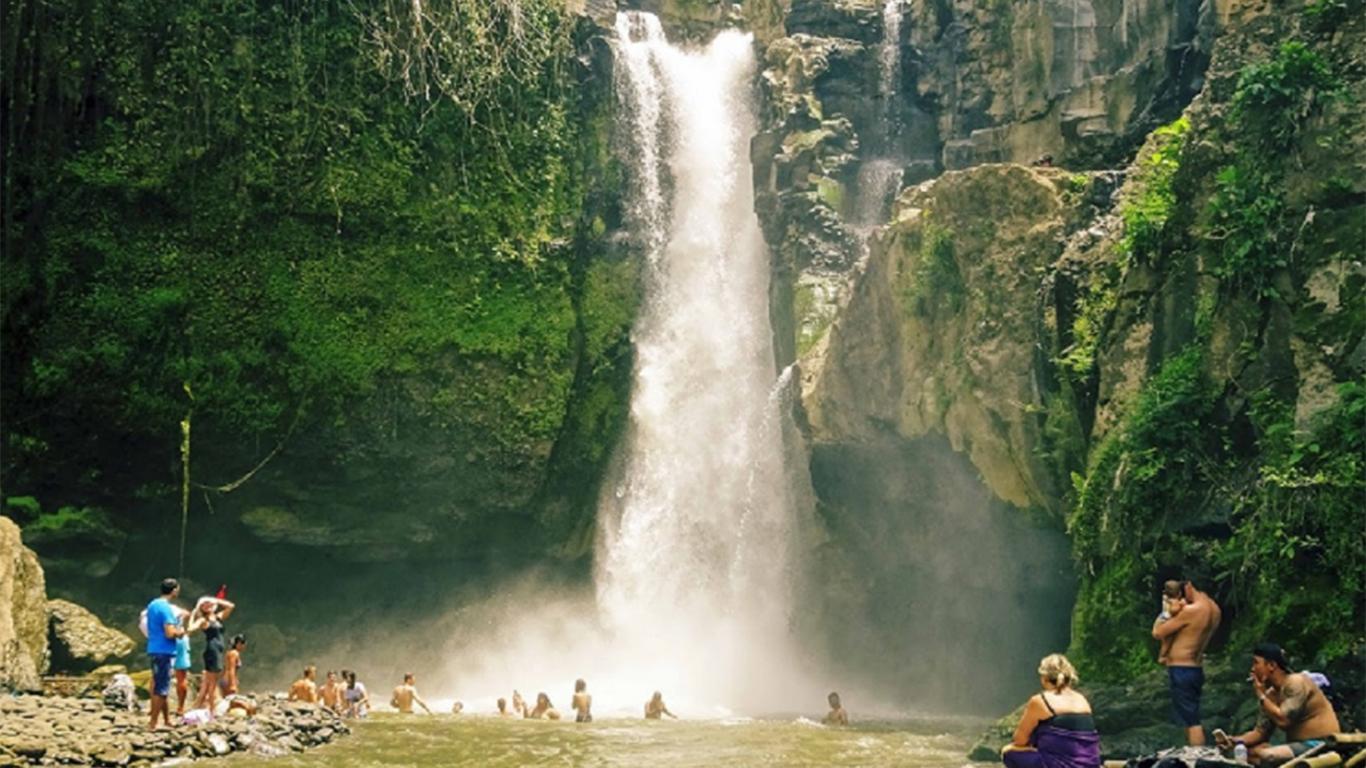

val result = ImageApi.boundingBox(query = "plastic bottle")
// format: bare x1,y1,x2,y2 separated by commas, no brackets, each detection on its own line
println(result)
1234,741,1248,763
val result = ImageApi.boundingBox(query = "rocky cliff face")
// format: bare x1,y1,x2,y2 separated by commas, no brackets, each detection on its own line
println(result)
751,0,1225,381
793,0,1365,724
0,517,49,692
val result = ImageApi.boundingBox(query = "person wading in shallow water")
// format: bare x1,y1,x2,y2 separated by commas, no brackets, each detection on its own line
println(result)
390,672,433,714
644,691,677,720
1151,580,1221,746
289,666,319,703
319,671,344,713
572,679,593,723
823,692,849,725
529,692,561,720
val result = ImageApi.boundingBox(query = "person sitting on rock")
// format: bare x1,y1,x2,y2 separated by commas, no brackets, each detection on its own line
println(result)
1216,643,1341,765
1001,654,1101,768
289,665,319,704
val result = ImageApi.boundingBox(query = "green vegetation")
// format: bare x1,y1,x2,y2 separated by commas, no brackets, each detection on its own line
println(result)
1212,383,1366,664
900,223,964,315
1205,43,1343,297
1067,25,1363,686
1120,117,1188,264
1057,118,1187,381
1,1,632,526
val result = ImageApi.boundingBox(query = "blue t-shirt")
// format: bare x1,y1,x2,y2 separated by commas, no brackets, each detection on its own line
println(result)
173,635,192,670
145,597,177,656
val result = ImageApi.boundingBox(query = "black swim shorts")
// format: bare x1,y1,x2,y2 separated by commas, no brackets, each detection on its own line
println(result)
1168,665,1205,726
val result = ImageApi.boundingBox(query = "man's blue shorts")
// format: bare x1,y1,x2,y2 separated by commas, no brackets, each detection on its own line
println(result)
1168,665,1204,726
149,653,174,697
1289,740,1326,757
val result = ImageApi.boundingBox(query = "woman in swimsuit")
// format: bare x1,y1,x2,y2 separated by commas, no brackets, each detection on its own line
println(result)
189,597,234,711
343,670,371,718
1002,654,1101,768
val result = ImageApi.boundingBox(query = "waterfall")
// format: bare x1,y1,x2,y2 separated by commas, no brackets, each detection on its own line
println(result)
596,11,813,713
853,0,906,230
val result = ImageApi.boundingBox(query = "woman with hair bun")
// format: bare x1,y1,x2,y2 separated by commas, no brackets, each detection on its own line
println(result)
1002,654,1102,768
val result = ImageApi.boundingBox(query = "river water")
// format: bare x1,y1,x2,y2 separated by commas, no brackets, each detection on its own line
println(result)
224,714,983,767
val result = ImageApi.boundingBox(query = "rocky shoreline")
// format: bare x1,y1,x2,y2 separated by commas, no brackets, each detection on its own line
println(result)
0,695,349,766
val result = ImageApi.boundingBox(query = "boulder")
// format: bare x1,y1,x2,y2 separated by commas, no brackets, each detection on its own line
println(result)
0,517,48,691
47,599,137,672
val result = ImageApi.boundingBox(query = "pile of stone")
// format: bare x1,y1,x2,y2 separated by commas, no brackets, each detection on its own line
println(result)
0,696,349,766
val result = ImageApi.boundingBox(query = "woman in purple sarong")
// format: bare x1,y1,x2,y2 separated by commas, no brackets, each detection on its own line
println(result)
1002,654,1103,768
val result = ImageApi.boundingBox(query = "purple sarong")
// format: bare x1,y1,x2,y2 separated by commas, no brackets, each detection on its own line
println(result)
1002,725,1102,768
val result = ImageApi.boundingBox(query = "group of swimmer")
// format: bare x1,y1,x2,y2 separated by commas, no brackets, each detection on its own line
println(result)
288,669,849,727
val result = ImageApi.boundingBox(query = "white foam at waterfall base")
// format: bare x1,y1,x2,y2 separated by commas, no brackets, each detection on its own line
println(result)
421,13,825,718
595,12,820,715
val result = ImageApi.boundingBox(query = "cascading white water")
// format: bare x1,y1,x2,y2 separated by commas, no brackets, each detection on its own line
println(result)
853,0,906,229
595,11,813,713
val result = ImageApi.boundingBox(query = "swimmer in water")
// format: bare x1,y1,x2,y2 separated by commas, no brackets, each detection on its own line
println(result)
390,672,433,714
528,692,560,720
512,690,528,718
645,691,677,719
823,691,849,726
497,697,515,717
572,678,593,723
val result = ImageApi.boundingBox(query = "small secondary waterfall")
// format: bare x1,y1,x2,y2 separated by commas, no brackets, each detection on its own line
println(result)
853,0,906,229
596,12,813,712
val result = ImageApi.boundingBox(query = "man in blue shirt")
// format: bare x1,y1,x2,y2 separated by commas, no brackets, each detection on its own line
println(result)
146,578,185,729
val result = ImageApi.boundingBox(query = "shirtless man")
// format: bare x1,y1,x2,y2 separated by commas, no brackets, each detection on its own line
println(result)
288,666,318,703
572,679,593,723
1151,579,1221,745
823,692,849,726
497,697,515,717
644,691,677,719
390,673,432,714
1218,643,1341,764
319,671,344,712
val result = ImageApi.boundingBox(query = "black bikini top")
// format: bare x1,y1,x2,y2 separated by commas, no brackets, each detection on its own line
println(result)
1041,692,1096,732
